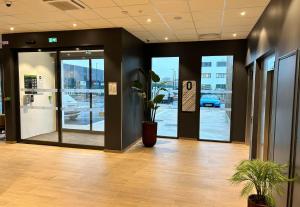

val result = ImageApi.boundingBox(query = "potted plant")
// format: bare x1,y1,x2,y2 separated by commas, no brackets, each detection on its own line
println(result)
230,159,294,207
132,69,167,147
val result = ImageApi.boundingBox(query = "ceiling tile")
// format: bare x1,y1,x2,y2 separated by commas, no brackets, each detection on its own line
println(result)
81,0,117,8
122,4,156,16
114,0,149,6
108,17,138,26
66,10,100,20
153,0,190,13
133,15,163,24
94,7,128,18
81,18,113,28
226,0,270,9
188,0,225,12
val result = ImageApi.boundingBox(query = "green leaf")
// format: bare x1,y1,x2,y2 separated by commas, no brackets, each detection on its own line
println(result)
146,101,155,109
153,94,164,103
150,70,160,82
132,80,143,90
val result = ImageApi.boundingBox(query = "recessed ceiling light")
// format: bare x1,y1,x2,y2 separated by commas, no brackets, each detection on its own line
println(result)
146,18,152,23
73,23,77,27
233,33,237,37
10,27,14,31
174,16,182,20
240,11,246,16
164,37,169,41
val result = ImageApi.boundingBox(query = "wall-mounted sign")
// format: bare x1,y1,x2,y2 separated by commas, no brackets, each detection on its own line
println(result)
108,82,117,95
182,80,196,112
48,37,57,43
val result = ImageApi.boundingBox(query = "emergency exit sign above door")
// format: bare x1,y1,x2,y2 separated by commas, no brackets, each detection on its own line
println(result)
48,37,57,43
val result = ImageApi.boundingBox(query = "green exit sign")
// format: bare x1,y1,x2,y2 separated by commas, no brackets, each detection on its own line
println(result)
48,37,57,43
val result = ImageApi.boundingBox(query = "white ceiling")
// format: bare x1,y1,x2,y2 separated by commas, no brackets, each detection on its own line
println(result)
0,0,270,43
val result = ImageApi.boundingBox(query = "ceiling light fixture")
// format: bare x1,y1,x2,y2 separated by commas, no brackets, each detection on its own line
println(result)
240,11,246,16
146,18,152,23
121,10,128,15
73,23,77,27
10,27,14,31
233,33,237,37
164,37,169,41
174,16,182,20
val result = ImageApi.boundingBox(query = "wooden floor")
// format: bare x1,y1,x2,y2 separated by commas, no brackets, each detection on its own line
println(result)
0,139,248,207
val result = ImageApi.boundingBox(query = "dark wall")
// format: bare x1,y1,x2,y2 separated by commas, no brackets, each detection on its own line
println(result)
121,30,145,150
145,40,247,142
247,0,300,206
1,28,123,150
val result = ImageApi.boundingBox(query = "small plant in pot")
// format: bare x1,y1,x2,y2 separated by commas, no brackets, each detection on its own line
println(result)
230,159,294,207
132,69,166,147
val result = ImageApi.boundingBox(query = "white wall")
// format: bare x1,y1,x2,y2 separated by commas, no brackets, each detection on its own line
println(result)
19,52,57,139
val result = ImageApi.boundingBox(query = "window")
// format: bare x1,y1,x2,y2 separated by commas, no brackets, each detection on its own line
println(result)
217,61,227,67
152,57,179,138
216,73,226,78
201,73,211,78
200,56,234,142
202,62,212,67
216,84,226,89
201,84,212,90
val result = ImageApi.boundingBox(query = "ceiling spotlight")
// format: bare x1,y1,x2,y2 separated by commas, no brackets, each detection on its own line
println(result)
146,18,152,23
73,23,77,27
164,37,169,41
233,33,237,37
10,27,14,31
240,11,246,16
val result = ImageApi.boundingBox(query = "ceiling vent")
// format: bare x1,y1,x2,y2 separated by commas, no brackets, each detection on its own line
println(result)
43,0,86,11
198,33,221,40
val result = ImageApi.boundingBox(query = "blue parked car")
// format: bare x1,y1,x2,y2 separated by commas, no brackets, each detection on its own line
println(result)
200,95,221,108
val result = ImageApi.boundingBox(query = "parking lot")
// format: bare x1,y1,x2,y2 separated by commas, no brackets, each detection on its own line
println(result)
156,103,231,141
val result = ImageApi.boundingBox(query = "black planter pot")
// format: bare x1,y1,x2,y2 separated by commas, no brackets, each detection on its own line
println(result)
248,195,268,207
142,122,157,147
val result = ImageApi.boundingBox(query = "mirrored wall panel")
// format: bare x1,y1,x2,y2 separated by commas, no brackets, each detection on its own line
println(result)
152,57,179,138
200,56,233,141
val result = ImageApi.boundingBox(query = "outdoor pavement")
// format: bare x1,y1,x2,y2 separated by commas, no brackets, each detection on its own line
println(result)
156,102,230,141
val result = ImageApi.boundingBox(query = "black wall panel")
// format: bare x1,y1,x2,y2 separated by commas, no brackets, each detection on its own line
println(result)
273,53,297,207
146,40,247,142
121,30,145,150
247,0,300,206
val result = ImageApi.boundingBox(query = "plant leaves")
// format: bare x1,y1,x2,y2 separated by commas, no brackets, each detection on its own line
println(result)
153,94,165,103
150,70,160,82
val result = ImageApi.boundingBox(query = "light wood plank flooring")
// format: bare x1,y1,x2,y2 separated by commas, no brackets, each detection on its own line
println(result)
0,139,248,207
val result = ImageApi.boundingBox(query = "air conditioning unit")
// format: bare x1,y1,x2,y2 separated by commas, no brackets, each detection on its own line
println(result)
43,0,87,11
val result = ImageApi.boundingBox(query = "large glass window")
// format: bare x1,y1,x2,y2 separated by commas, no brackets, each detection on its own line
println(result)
200,56,233,141
152,57,179,137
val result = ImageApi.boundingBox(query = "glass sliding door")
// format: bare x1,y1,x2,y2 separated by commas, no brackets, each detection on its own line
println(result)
91,59,105,132
60,50,104,147
19,51,58,142
151,57,179,138
200,56,233,141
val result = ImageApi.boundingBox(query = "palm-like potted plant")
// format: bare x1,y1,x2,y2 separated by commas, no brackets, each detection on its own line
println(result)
132,69,167,147
230,159,294,207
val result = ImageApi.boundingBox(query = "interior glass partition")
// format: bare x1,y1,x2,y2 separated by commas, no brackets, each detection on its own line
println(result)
200,56,233,141
18,51,58,142
151,57,179,138
60,50,104,146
